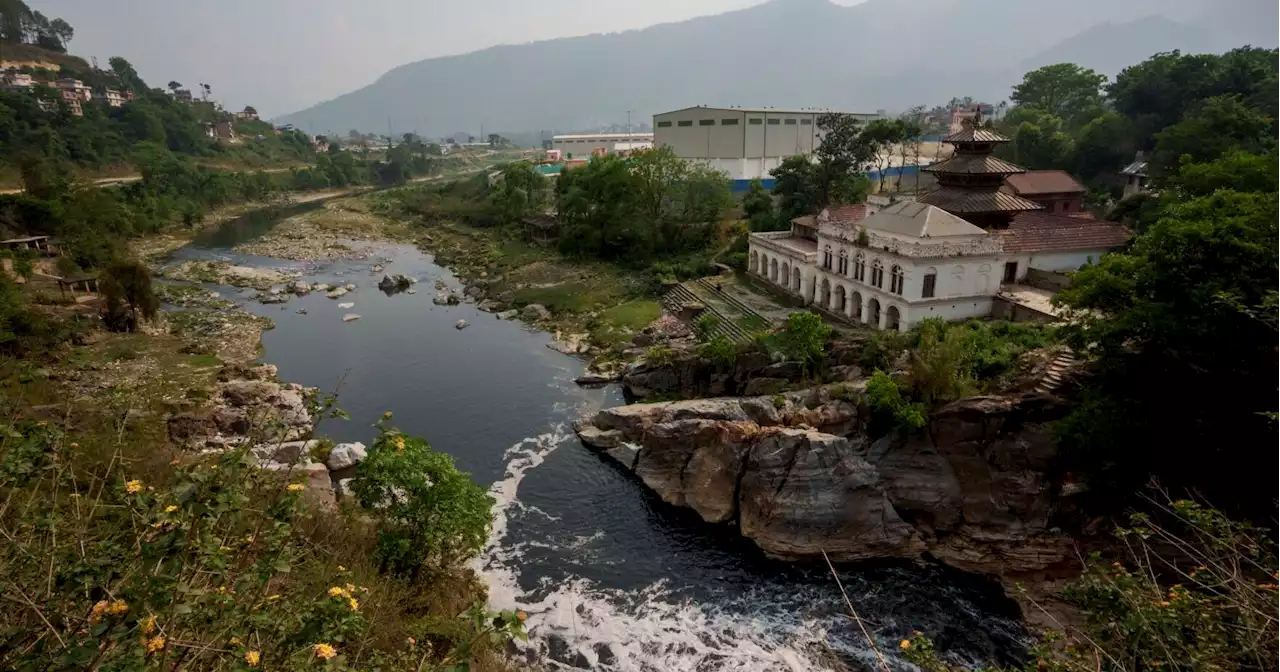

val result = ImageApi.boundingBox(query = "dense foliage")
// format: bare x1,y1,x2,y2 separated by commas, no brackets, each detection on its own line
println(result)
554,147,731,263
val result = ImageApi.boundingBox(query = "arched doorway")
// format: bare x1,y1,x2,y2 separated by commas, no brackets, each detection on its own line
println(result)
868,298,881,328
770,258,778,282
780,262,791,289
819,277,831,308
851,291,863,322
885,305,901,331
834,285,846,313
791,267,802,293
750,251,759,274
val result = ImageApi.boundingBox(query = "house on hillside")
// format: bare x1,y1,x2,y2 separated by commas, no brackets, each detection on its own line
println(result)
1002,170,1086,215
55,78,91,101
102,89,126,107
173,89,193,103
234,106,259,121
1,72,34,90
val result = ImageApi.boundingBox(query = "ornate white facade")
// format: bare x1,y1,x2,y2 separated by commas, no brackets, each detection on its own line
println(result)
748,202,1010,331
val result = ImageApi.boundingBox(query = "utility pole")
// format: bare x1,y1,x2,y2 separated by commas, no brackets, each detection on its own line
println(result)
626,110,632,136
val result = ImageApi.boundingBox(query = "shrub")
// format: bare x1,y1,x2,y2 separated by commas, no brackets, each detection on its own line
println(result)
698,334,737,370
865,370,926,434
645,344,677,366
694,312,721,342
776,311,831,377
99,258,159,332
351,424,492,578
907,319,977,405
859,328,907,371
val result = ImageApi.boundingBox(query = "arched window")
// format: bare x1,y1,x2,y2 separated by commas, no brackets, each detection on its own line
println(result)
890,264,904,295
871,259,884,288
853,253,866,282
838,249,848,275
822,245,833,270
922,267,937,298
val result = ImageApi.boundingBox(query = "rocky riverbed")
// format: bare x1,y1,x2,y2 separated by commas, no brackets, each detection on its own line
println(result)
574,384,1082,585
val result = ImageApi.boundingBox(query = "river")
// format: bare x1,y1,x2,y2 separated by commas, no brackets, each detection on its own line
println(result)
170,209,1026,671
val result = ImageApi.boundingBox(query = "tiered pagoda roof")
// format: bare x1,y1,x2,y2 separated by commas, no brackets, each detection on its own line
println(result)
919,113,1043,228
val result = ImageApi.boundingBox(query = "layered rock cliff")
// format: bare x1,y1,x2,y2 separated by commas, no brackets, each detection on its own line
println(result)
574,385,1078,578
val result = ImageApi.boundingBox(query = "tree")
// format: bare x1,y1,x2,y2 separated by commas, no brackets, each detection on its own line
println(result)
200,83,212,100
1070,110,1135,183
17,152,69,201
770,155,821,221
999,106,1073,169
742,178,779,231
108,56,144,91
167,81,182,94
776,311,831,377
1054,187,1278,515
895,114,924,191
1163,149,1278,200
99,258,159,331
48,17,71,47
860,119,906,192
1010,63,1106,127
1149,95,1275,179
814,112,877,207
490,161,545,226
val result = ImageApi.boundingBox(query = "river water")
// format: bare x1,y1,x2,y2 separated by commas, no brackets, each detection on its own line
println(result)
171,210,1025,671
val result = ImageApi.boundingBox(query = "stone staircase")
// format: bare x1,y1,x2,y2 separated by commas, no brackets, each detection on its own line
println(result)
1034,351,1079,395
661,283,751,343
694,278,773,328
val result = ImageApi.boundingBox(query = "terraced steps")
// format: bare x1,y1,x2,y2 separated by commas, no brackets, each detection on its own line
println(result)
1034,352,1079,395
661,283,751,343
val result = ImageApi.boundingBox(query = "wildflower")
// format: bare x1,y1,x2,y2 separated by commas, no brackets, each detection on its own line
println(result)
392,435,406,452
244,650,261,666
345,583,356,594
516,610,528,623
106,600,129,616
126,480,144,494
230,636,243,646
1158,600,1170,607
70,442,79,449
144,636,166,653
382,411,393,420
406,637,416,647
328,586,349,598
90,600,110,622
313,642,337,660
141,615,156,634
336,565,346,572
347,597,359,612
287,483,305,492
217,586,229,594
164,505,178,513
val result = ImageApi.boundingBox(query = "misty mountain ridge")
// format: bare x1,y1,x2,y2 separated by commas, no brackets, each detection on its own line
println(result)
275,0,1277,137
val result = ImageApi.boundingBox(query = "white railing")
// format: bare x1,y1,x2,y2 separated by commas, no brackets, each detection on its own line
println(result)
818,225,1003,258
749,232,818,262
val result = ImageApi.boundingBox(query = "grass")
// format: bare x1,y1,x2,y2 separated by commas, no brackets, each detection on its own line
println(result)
600,300,661,331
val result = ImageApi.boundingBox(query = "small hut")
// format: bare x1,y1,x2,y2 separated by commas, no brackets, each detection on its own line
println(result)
56,274,99,300
522,214,560,246
1,235,53,256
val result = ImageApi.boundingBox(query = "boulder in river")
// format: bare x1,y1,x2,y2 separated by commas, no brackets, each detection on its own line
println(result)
432,291,460,306
259,293,289,304
521,303,552,321
290,280,312,294
378,274,413,292
312,283,331,292
343,283,356,291
338,302,355,309
455,319,470,330
327,288,348,299
342,314,360,322
496,309,519,320
326,442,368,470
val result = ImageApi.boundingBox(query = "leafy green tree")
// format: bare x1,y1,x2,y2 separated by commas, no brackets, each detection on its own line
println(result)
860,119,908,192
99,257,158,331
776,311,831,377
1070,110,1136,183
999,106,1074,169
1163,149,1278,200
1011,63,1107,127
17,152,69,200
108,56,143,91
490,161,545,226
742,178,779,231
1054,188,1278,514
1149,95,1275,178
352,426,492,577
814,112,877,207
770,155,821,221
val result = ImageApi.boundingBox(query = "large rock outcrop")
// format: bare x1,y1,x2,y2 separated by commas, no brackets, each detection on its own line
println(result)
574,386,1075,577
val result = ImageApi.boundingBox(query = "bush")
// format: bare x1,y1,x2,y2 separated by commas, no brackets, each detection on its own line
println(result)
865,370,926,434
698,334,738,370
645,344,677,366
99,258,159,332
352,424,492,578
776,311,831,377
694,312,721,343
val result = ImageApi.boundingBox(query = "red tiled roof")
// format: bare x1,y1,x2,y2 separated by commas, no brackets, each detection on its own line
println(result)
1003,170,1086,196
1000,212,1131,253
828,204,869,223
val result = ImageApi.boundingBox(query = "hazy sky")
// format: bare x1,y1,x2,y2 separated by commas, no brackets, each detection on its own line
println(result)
32,0,863,118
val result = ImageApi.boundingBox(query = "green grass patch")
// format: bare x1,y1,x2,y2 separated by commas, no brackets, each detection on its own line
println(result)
599,300,661,331
185,354,223,368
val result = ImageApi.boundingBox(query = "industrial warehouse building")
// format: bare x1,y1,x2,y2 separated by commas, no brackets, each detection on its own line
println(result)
652,106,880,186
551,132,653,158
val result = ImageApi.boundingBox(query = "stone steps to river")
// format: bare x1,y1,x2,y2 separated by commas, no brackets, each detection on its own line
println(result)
694,277,773,329
661,283,751,343
1033,351,1079,395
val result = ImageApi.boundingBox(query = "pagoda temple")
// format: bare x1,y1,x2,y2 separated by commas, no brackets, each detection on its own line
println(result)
918,113,1042,229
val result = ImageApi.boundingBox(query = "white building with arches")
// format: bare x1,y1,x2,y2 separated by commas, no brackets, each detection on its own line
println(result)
747,200,1124,331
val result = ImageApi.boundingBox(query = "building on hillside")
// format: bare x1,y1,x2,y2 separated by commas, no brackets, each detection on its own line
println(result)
102,89,127,107
235,107,259,121
551,132,653,158
1120,151,1149,198
56,88,83,116
746,115,1130,331
652,106,880,187
173,89,193,103
55,78,91,101
1002,170,1086,214
207,121,236,140
1,72,34,90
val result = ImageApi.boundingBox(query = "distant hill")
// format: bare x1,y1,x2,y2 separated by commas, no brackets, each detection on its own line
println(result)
275,0,1277,136
0,42,90,72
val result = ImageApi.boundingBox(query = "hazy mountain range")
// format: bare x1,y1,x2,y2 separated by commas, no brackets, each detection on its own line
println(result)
275,0,1277,138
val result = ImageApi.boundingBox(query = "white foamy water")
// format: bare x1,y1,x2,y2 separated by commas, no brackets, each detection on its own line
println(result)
473,423,847,672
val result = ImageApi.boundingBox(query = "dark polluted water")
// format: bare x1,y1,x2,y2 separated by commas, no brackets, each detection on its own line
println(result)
173,214,1026,671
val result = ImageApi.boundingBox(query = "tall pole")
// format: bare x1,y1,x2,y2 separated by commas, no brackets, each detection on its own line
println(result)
626,110,632,136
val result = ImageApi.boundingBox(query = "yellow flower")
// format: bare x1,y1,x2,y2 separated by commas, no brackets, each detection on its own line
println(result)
144,635,166,653
900,639,912,649
126,480,144,494
313,642,336,660
245,650,261,666
336,565,346,572
347,597,359,612
287,483,305,492
141,615,156,634
327,586,349,598
392,435,406,453
516,610,528,623
164,505,178,513
106,600,129,616
382,411,393,420
90,600,110,621
230,636,243,646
